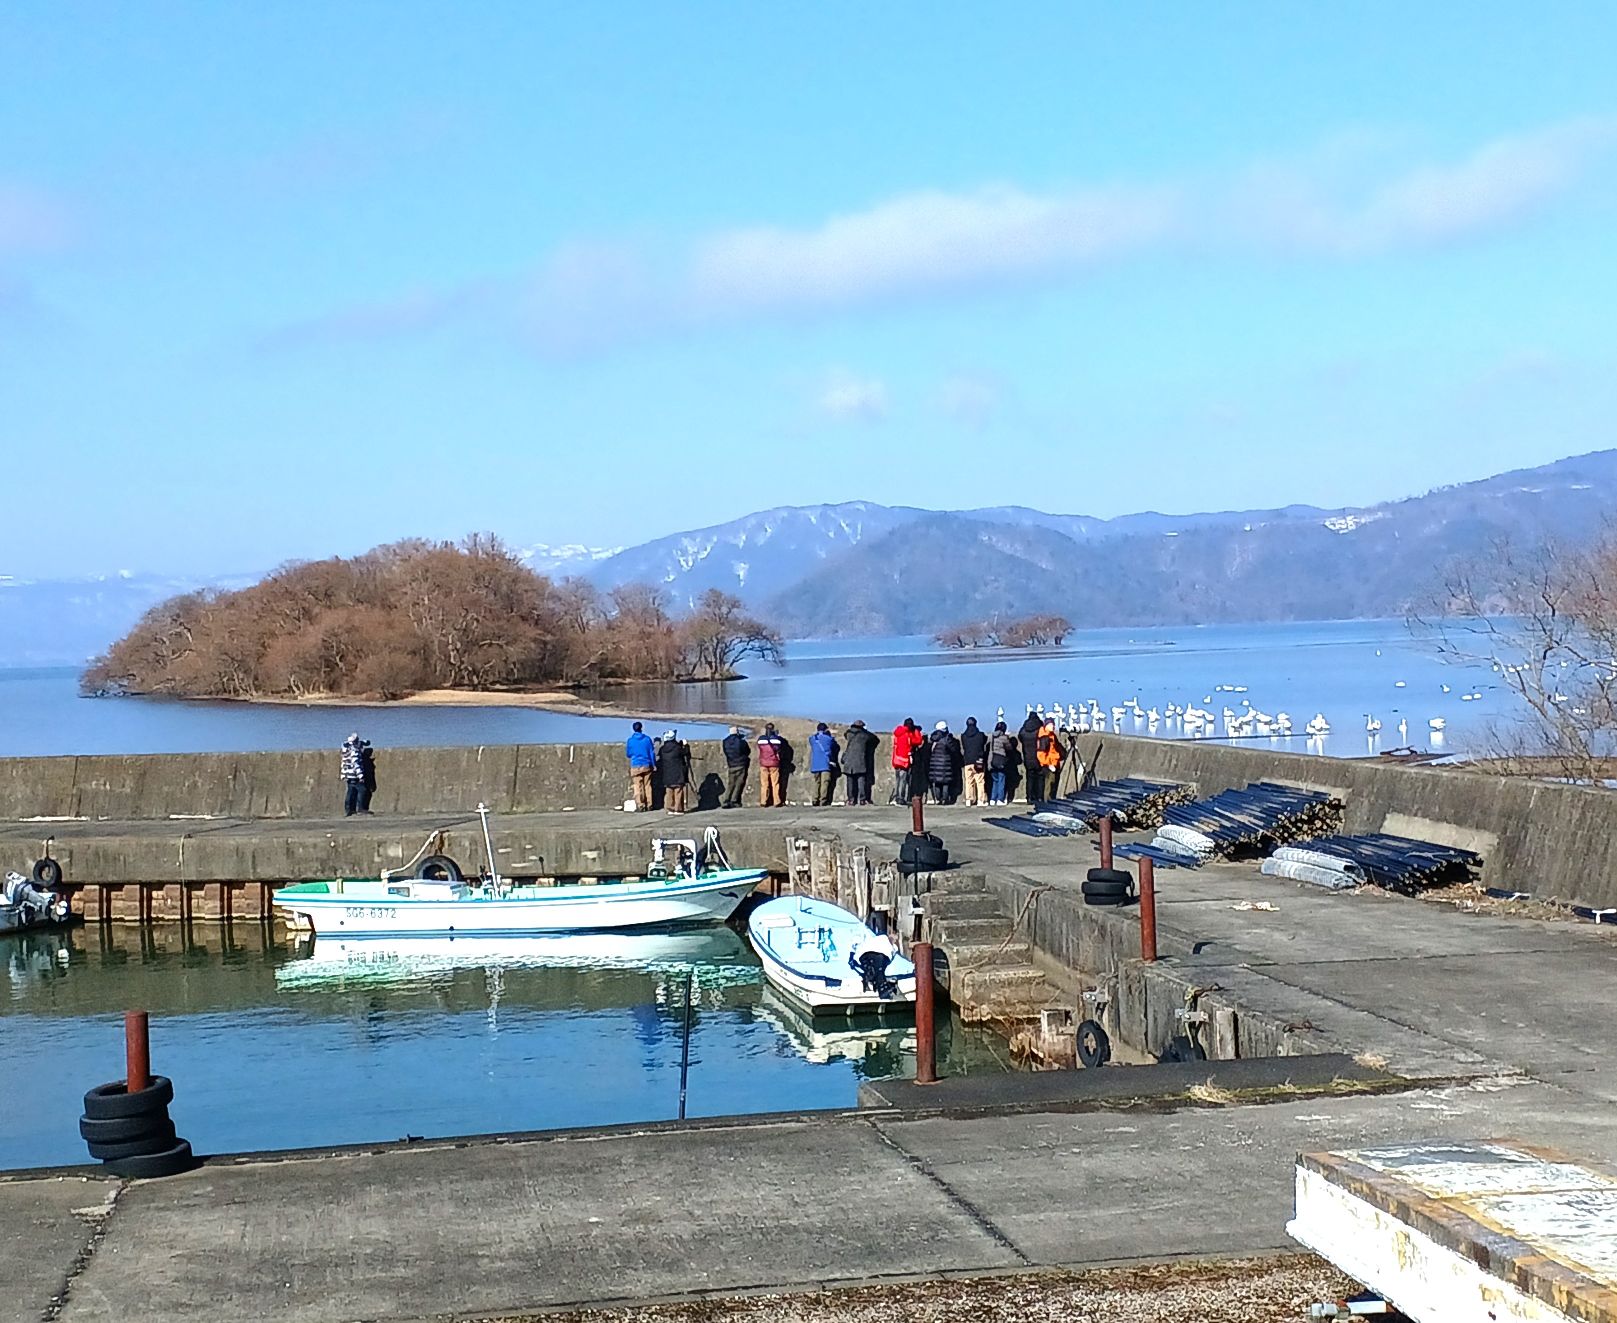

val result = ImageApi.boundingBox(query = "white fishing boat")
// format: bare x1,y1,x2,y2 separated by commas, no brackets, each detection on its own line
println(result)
747,894,917,1015
272,809,764,937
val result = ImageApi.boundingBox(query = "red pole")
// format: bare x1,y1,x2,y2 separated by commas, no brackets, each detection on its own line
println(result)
910,794,926,835
1099,814,1114,870
1139,857,1158,963
912,942,937,1084
125,1010,151,1093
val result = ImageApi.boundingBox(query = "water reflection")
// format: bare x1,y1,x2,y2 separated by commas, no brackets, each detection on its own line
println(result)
0,921,1012,1171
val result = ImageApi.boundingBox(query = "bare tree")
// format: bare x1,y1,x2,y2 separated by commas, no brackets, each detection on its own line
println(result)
679,589,784,680
1417,533,1617,784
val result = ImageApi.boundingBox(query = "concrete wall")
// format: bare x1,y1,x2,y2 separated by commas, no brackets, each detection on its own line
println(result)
3,730,1616,907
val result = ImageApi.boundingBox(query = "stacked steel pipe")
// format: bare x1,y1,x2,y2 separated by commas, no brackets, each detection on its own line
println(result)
986,777,1190,838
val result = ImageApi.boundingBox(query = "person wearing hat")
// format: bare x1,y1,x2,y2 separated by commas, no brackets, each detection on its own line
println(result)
720,725,750,809
340,732,367,817
840,719,879,805
926,720,962,805
808,722,839,807
656,729,691,814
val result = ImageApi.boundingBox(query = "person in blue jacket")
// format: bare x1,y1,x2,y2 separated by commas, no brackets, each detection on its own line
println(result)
809,721,840,807
624,721,656,810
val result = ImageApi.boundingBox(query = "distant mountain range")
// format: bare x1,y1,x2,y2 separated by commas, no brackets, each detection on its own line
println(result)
557,450,1617,634
8,451,1617,666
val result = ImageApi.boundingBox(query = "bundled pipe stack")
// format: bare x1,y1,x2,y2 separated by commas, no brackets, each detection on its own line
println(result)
986,777,1190,838
1267,833,1482,895
1143,781,1345,862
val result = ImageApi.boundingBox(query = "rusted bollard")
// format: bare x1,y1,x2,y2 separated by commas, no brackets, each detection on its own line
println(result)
1139,856,1158,963
913,942,937,1084
910,795,926,835
1098,814,1114,870
125,1010,151,1092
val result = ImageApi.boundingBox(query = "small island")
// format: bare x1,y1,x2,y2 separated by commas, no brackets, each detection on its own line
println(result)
932,613,1073,649
82,537,783,701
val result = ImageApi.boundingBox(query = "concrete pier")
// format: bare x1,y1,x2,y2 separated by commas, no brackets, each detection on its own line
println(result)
8,741,1617,1318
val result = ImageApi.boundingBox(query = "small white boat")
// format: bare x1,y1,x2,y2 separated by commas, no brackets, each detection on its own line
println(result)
273,811,764,937
747,895,917,1015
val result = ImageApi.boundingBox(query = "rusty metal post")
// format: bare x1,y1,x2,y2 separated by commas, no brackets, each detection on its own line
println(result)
1139,856,1158,963
1098,813,1114,870
913,942,937,1084
125,1010,151,1093
910,795,926,835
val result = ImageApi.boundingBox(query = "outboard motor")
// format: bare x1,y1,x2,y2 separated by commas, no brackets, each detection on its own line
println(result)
2,871,68,925
851,946,899,1000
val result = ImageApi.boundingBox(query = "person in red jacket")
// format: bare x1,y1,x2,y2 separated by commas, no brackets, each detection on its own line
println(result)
889,717,925,805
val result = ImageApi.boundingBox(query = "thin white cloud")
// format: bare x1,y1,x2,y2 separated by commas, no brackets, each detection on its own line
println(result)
817,369,889,424
263,114,1617,356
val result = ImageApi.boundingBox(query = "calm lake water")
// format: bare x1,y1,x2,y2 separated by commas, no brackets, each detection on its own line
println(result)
641,619,1521,759
1,923,1008,1171
0,620,1522,759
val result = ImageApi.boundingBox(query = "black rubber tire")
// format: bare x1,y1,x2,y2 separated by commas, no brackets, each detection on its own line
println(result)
1076,1018,1112,1069
87,1121,178,1162
1082,880,1132,904
103,1138,196,1180
1086,867,1132,886
32,856,64,887
1082,890,1132,908
415,855,463,882
80,1110,173,1143
82,1076,174,1121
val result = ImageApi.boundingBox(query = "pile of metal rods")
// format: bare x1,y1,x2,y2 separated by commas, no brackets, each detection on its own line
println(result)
985,777,1190,838
1291,833,1481,894
1158,781,1345,859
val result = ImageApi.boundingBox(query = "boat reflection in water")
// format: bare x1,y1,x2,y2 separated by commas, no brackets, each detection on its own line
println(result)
755,985,917,1078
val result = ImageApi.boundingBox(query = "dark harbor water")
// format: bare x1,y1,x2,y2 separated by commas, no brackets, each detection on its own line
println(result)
0,922,1011,1171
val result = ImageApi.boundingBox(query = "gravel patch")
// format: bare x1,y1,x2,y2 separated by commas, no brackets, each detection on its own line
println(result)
486,1255,1361,1323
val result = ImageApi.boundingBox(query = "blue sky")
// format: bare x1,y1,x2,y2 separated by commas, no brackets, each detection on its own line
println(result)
4,3,1617,577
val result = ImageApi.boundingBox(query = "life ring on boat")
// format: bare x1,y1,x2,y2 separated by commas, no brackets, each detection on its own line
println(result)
415,855,464,882
32,856,63,887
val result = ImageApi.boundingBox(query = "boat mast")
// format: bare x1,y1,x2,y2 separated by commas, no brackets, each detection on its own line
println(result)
476,802,501,887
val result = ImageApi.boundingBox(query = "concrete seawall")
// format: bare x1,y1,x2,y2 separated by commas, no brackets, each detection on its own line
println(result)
2,732,1615,908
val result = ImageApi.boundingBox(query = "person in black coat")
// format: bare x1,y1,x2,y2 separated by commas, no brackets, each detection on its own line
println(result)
839,720,879,805
1018,712,1044,804
959,717,988,806
656,730,692,814
926,721,962,805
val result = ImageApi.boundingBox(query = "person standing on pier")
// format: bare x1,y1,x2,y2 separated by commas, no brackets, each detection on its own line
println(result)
959,716,988,807
624,721,657,811
657,729,691,814
987,721,1016,804
841,720,878,805
757,723,787,807
1036,714,1065,801
340,733,366,817
808,722,839,806
926,721,962,805
1018,712,1043,804
358,739,377,813
720,726,750,808
890,717,924,805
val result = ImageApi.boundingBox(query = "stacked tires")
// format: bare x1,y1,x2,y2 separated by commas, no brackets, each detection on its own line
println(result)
80,1076,196,1178
1082,867,1133,906
898,831,948,875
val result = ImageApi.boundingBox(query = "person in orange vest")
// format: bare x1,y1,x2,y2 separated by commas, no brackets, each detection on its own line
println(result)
1036,717,1064,800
